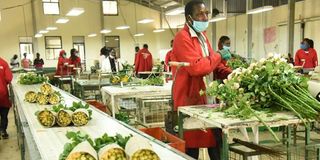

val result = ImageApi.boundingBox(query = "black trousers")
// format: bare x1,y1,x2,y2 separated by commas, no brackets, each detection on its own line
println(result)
0,107,10,131
186,129,222,160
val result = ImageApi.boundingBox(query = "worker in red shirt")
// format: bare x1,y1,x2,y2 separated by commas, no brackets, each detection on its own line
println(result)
295,38,318,69
215,36,232,80
164,40,174,72
0,57,13,139
134,44,153,74
56,50,69,76
171,0,231,159
68,48,81,75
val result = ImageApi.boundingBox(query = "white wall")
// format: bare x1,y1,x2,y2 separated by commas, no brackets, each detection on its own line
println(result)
0,0,174,69
215,0,320,62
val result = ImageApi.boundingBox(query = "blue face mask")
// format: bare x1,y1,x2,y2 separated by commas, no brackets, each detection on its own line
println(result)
223,45,231,50
300,44,308,50
190,17,209,32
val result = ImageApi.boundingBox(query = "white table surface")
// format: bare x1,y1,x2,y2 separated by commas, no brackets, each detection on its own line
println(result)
11,76,190,160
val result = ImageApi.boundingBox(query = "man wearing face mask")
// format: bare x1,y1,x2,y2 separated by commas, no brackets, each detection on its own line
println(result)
56,50,69,76
295,38,318,69
171,0,230,159
101,48,123,73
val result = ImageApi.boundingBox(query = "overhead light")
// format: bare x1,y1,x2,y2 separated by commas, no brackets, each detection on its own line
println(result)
105,40,109,43
153,28,165,33
56,18,69,24
46,26,58,30
165,7,184,16
35,33,43,38
137,18,154,24
88,33,97,37
39,30,49,34
66,8,85,16
115,38,119,41
115,25,130,30
209,14,227,22
161,1,179,8
134,33,144,37
100,29,112,34
247,6,273,14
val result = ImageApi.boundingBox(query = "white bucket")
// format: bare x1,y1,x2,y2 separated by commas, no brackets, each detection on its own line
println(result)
125,136,159,160
56,109,73,127
66,141,98,160
72,108,90,126
98,143,126,160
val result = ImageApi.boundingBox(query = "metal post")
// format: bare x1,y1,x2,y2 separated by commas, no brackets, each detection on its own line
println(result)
100,0,105,46
178,112,184,139
305,123,311,160
30,0,38,53
288,0,295,56
247,0,253,60
221,130,229,160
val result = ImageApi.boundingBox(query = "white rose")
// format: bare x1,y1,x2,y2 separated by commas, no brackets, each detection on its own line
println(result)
233,83,240,89
218,84,224,88
209,82,214,88
254,75,259,79
289,63,294,68
227,74,233,80
259,58,266,63
223,79,228,84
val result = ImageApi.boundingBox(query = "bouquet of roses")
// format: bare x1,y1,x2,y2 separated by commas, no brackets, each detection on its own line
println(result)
205,56,320,141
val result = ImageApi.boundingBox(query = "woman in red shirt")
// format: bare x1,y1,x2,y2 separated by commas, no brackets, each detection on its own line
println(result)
68,48,81,75
56,50,69,76
215,36,232,80
295,38,318,69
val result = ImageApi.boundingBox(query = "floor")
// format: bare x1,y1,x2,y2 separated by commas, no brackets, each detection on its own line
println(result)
0,108,319,160
0,109,20,160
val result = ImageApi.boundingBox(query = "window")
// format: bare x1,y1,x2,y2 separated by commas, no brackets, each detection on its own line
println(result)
19,37,34,61
45,36,62,60
43,0,60,15
102,0,118,15
105,36,120,58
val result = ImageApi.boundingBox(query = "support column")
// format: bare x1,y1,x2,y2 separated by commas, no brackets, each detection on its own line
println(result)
247,12,252,59
31,0,38,53
100,1,105,46
288,0,295,55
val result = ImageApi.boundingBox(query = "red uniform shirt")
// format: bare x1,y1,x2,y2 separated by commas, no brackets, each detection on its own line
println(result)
0,58,13,108
294,48,318,68
214,59,232,80
134,48,153,74
164,50,173,72
56,51,69,76
172,24,231,148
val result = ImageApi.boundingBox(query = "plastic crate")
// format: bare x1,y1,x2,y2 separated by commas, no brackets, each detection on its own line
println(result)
140,127,185,153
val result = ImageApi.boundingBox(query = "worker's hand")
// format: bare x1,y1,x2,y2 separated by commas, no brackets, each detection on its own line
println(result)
220,49,232,60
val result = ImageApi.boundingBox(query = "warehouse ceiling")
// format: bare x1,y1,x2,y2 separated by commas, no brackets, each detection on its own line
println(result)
128,0,304,15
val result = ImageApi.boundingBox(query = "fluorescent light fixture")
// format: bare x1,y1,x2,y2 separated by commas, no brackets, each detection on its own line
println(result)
137,18,154,24
134,33,144,37
209,14,226,22
46,26,58,30
88,33,97,37
35,33,43,38
247,6,273,14
153,28,165,33
39,30,49,34
100,29,112,34
161,1,178,8
102,1,118,15
43,2,60,15
115,25,130,30
66,8,85,16
56,18,69,24
165,7,184,16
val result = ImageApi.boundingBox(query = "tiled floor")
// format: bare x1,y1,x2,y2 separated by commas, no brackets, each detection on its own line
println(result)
0,109,20,160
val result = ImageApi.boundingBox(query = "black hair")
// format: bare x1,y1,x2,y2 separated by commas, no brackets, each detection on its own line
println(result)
135,46,140,52
70,48,77,61
100,46,109,57
218,36,230,50
185,0,205,18
143,44,148,49
307,39,314,48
